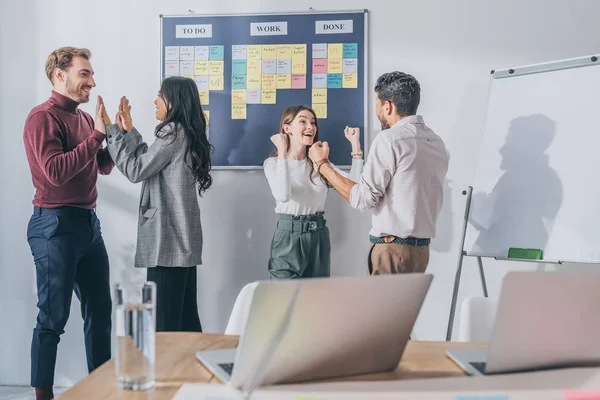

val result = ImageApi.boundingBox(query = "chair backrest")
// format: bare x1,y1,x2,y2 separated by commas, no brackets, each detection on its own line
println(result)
458,296,498,342
225,281,261,335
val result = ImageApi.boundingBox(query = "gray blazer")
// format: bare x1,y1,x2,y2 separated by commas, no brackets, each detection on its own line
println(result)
106,123,203,268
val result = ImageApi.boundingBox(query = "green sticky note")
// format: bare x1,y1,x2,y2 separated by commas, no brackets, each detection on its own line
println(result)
508,247,543,260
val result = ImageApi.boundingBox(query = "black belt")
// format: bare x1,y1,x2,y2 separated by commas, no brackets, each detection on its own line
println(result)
277,219,326,233
369,235,430,247
33,206,95,217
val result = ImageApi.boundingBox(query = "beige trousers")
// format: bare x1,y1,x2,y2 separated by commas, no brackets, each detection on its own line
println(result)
368,243,430,275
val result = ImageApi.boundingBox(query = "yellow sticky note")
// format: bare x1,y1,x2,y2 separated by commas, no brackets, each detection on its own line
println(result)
203,110,210,125
312,103,327,119
195,61,209,75
328,43,343,59
292,44,307,61
328,59,342,74
262,90,276,104
312,88,327,104
277,74,292,89
247,74,261,89
277,44,292,59
247,59,262,75
209,76,224,90
198,90,209,105
209,61,224,76
262,45,277,59
232,104,246,119
292,60,306,74
342,73,358,88
232,89,246,104
247,45,262,60
262,74,276,90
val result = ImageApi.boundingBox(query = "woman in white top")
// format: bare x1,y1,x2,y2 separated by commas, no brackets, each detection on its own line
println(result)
263,105,363,279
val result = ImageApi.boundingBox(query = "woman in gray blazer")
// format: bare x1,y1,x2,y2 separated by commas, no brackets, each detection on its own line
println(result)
104,77,213,332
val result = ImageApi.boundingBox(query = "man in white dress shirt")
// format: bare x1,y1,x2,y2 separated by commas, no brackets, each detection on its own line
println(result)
308,72,450,274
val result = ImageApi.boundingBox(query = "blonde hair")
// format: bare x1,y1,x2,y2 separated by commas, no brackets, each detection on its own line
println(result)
45,47,92,83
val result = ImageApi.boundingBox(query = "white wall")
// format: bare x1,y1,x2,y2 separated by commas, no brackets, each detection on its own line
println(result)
1,0,599,387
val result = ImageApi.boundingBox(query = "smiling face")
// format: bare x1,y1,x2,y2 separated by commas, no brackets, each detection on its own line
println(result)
283,109,318,147
56,56,95,103
154,92,169,121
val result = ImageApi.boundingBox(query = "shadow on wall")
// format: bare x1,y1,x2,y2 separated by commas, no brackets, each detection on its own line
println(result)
431,179,454,253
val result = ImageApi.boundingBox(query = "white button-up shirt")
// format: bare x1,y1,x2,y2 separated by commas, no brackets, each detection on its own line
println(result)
350,115,450,239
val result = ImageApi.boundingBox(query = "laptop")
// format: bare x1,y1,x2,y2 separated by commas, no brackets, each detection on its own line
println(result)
196,274,433,391
447,271,600,376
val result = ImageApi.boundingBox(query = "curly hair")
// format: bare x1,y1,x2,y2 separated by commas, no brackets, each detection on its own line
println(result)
374,71,421,116
45,47,92,83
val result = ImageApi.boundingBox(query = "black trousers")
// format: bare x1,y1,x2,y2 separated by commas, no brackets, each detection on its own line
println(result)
146,266,202,332
27,206,111,388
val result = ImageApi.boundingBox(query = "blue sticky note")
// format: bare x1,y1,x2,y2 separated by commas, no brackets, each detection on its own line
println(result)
327,73,342,88
209,45,224,60
455,396,508,400
232,59,246,75
343,43,358,58
231,74,246,89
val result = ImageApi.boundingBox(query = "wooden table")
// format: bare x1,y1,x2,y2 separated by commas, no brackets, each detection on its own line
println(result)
58,333,486,400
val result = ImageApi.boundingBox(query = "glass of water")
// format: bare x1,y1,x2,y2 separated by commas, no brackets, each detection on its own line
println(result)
114,281,156,390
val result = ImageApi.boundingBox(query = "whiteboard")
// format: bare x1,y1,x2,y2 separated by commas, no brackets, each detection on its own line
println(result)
464,55,600,263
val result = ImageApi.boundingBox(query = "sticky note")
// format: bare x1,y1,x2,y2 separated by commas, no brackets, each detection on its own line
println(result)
312,88,327,104
194,76,209,90
247,74,261,89
262,59,276,74
195,46,209,60
231,74,246,89
292,44,307,61
312,103,327,119
165,61,179,76
455,396,508,400
179,61,194,76
562,390,600,400
209,76,224,91
277,74,292,89
262,45,277,59
328,58,342,74
312,43,327,58
262,74,276,89
342,73,358,88
247,59,262,75
312,74,327,88
246,89,261,104
327,74,343,89
232,59,247,75
247,45,262,60
209,61,224,76
232,45,247,60
262,90,276,104
277,59,291,74
165,46,179,61
232,89,246,104
195,61,209,75
328,43,343,59
292,60,306,74
209,45,224,61
198,90,209,105
343,43,358,58
312,59,327,74
179,46,194,60
343,58,358,73
277,44,292,59
203,110,210,125
232,104,246,119
292,74,306,89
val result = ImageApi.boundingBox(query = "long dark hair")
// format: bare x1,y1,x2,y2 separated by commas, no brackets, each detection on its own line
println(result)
270,105,328,185
155,77,213,195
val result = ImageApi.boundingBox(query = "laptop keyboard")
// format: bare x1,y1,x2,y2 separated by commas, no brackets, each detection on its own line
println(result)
470,361,487,374
218,362,234,376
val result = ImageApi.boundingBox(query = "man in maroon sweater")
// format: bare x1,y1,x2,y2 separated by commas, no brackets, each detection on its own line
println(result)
23,47,114,400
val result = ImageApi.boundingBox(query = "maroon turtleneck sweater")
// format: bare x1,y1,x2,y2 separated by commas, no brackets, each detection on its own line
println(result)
23,91,114,209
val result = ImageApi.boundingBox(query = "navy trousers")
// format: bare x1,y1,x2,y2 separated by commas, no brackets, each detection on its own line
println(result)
27,206,111,388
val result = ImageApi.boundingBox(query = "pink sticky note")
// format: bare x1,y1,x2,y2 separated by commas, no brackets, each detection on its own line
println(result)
312,59,327,74
562,390,600,399
292,74,306,89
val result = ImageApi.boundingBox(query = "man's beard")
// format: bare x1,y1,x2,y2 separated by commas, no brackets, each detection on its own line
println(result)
65,78,89,103
378,115,389,130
